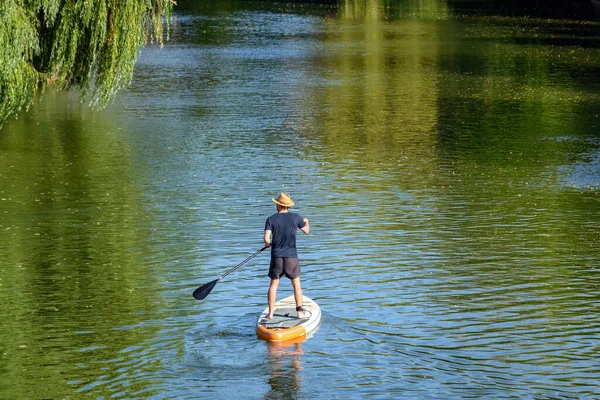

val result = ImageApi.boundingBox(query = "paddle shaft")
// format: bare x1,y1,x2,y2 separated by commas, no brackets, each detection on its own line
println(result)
193,246,268,300
219,246,267,280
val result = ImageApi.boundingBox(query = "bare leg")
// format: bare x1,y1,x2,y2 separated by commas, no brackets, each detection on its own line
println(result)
291,277,304,317
267,278,279,319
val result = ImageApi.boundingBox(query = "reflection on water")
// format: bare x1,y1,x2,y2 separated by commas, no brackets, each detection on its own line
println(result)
265,342,303,399
0,91,168,398
341,0,449,20
1,1,600,399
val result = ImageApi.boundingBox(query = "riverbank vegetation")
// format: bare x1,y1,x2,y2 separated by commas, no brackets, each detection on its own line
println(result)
0,0,173,127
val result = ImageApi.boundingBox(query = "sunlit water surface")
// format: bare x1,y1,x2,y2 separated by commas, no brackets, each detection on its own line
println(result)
1,2,599,399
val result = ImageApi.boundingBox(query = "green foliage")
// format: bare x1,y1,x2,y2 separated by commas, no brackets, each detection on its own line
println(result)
0,0,173,127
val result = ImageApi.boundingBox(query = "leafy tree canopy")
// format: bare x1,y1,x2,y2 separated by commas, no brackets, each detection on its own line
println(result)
0,0,174,127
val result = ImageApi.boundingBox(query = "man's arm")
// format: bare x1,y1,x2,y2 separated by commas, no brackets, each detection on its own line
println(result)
264,229,272,247
300,218,310,234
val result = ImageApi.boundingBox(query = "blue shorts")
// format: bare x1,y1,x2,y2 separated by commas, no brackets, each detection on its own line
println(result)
269,257,301,280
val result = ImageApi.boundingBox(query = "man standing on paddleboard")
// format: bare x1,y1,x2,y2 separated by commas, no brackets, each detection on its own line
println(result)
264,193,310,319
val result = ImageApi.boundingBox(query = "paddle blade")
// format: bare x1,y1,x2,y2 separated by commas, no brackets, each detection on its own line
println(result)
193,279,219,300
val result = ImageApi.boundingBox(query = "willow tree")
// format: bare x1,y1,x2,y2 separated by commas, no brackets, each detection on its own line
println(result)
0,0,174,127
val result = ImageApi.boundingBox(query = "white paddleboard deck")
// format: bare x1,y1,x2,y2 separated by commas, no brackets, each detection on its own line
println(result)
256,295,321,342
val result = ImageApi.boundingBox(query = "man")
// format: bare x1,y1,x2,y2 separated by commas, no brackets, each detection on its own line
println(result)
264,192,310,319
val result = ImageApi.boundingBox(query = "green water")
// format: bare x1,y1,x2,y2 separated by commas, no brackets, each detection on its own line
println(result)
1,1,599,398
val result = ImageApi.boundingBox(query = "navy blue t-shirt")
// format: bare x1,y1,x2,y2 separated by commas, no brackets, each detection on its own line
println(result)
265,212,306,258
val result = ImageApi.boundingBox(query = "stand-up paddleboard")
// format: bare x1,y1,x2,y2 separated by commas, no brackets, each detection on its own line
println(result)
256,295,321,342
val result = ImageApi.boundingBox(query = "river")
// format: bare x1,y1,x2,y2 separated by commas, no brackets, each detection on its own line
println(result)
1,1,599,398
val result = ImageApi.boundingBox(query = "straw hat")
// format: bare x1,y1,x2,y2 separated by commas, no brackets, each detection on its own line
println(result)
272,192,294,207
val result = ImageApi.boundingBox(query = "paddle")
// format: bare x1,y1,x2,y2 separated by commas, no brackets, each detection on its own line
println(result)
193,246,267,300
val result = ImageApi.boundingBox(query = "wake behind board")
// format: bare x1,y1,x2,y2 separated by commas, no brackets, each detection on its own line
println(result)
256,295,321,342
